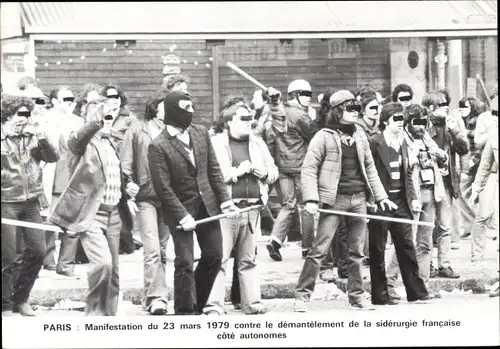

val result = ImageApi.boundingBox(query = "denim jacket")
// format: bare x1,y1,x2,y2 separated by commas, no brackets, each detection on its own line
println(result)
1,129,59,202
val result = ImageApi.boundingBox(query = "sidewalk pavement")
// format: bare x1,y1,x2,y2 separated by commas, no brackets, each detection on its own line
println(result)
31,237,499,307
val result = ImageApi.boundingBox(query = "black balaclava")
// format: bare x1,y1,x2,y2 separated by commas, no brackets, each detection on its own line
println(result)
164,91,193,130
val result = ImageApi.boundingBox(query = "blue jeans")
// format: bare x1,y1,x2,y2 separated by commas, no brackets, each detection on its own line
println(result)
79,206,121,316
270,173,314,250
136,201,170,310
295,192,367,303
2,199,46,311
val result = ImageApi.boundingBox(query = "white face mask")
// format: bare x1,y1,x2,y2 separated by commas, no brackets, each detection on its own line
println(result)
298,95,311,107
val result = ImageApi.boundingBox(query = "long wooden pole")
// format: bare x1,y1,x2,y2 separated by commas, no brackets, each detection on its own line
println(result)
175,205,262,230
226,62,267,91
317,208,434,227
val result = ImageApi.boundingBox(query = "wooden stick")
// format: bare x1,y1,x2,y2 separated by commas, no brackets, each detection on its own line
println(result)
176,205,262,230
317,208,434,227
226,62,268,91
476,73,491,106
1,218,77,235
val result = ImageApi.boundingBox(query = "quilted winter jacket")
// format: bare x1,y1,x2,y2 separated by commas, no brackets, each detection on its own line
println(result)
301,126,388,207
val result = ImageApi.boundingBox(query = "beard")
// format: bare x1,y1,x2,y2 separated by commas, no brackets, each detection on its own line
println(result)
408,124,426,139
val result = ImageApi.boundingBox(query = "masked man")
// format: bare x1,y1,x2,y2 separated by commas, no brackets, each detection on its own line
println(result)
49,97,128,316
295,90,396,312
2,94,59,316
148,91,238,315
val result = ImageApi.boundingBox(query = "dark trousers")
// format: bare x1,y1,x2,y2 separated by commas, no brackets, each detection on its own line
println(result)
44,231,79,272
170,203,223,315
2,199,46,311
368,194,428,303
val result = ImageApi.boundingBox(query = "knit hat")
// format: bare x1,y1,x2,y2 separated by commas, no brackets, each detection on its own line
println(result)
379,102,404,125
329,90,355,107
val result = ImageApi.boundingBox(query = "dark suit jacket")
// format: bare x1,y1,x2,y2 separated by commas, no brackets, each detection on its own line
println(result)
147,124,231,226
369,133,417,218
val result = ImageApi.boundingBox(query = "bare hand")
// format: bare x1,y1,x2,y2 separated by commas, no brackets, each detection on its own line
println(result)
428,147,447,159
127,200,139,219
380,199,398,212
304,202,319,215
469,192,479,206
126,182,140,198
237,160,253,176
411,200,422,213
252,166,268,179
180,215,197,231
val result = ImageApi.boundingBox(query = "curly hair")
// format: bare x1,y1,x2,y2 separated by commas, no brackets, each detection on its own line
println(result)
1,93,35,123
403,103,427,127
162,74,189,92
144,89,169,121
101,85,128,107
391,84,414,102
317,87,338,128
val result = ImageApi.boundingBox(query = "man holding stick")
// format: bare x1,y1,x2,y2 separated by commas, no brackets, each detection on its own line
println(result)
295,90,397,312
367,103,431,305
148,91,239,315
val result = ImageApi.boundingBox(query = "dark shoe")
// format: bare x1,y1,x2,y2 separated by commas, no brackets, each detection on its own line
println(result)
133,239,143,251
233,303,242,310
362,258,370,267
43,264,57,271
203,310,221,315
410,294,436,304
149,300,168,315
438,266,460,279
266,241,282,262
13,303,36,317
388,288,402,301
56,269,81,279
373,298,399,305
429,264,439,278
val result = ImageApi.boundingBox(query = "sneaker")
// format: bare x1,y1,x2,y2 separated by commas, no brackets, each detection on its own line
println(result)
13,303,36,317
489,282,499,297
388,288,402,301
294,299,307,313
56,270,81,279
438,266,460,279
429,264,439,278
43,264,57,271
319,269,335,282
149,300,167,315
266,241,282,262
350,298,375,311
203,310,221,315
450,242,460,250
247,306,267,315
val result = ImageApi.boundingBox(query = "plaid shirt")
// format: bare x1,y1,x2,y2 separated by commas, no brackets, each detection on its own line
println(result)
98,136,122,206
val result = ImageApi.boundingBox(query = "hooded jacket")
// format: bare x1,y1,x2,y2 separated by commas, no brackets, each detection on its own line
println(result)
355,117,380,138
264,100,319,174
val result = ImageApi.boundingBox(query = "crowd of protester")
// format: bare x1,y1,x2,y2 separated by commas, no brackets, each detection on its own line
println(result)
1,73,498,317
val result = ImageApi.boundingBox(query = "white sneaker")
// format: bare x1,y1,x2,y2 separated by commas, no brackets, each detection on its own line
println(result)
451,242,460,250
149,300,167,315
294,299,307,313
350,298,375,311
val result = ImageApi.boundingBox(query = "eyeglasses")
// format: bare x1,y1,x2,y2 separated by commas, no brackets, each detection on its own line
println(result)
437,102,449,108
392,114,404,122
17,111,31,117
398,96,412,102
298,91,312,97
62,97,75,103
368,105,379,111
106,94,120,99
492,110,498,116
345,105,361,113
411,118,428,126
34,98,46,105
